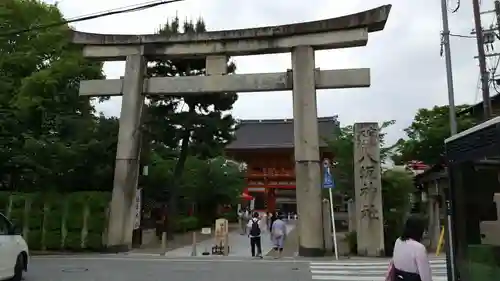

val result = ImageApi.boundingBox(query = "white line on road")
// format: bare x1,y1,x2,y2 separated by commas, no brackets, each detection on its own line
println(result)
33,255,310,264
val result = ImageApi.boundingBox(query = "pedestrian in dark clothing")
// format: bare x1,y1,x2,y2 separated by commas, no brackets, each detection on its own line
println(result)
269,211,278,230
247,212,263,258
154,204,168,240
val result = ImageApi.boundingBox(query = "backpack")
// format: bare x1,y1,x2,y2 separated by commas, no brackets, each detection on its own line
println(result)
249,219,261,236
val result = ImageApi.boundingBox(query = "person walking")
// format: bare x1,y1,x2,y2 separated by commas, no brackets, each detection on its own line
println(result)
153,203,168,240
388,215,432,281
247,212,263,258
238,208,246,235
266,212,274,231
270,211,278,231
270,212,287,259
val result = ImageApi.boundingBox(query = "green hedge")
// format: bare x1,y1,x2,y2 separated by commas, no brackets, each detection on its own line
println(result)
173,216,199,233
467,245,500,280
345,231,357,255
220,211,238,223
0,191,110,251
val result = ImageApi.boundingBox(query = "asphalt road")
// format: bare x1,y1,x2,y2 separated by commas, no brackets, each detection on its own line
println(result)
26,255,311,281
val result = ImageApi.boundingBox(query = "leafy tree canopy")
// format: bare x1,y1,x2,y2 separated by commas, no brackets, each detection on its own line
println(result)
0,4,243,224
145,16,239,218
144,152,245,221
146,16,238,159
0,0,111,192
392,105,476,165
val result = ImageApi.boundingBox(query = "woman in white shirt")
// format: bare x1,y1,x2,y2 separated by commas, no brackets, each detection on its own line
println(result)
392,216,432,281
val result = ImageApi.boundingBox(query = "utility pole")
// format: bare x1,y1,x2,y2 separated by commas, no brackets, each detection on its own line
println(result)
496,1,500,35
473,0,493,120
441,0,458,135
439,1,457,280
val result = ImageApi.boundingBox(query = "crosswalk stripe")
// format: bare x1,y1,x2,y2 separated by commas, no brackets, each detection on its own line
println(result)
310,264,447,269
310,275,448,281
310,269,448,275
309,259,448,281
309,258,446,266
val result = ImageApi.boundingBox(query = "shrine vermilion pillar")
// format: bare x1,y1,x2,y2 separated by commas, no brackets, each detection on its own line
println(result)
267,189,276,213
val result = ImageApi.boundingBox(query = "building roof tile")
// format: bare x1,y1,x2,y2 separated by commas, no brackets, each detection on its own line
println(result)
226,116,339,150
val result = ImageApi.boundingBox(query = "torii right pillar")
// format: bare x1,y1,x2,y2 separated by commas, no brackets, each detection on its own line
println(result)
353,123,385,256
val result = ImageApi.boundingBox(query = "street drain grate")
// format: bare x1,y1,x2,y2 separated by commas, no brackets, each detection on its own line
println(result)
61,267,89,273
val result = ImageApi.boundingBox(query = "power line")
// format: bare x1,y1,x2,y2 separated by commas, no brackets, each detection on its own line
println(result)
448,0,461,13
449,33,476,38
0,0,184,37
64,0,174,21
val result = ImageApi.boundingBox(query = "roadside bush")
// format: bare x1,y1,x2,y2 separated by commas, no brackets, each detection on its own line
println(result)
0,191,110,251
381,170,413,256
468,245,500,281
345,231,357,255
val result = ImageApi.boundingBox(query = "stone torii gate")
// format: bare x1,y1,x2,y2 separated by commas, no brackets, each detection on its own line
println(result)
72,5,391,256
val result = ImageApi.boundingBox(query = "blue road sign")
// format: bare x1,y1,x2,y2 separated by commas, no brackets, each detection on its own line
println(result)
323,166,335,189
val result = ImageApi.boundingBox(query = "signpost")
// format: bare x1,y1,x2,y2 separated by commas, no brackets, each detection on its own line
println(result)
322,159,339,260
133,189,142,230
201,227,211,255
131,188,142,248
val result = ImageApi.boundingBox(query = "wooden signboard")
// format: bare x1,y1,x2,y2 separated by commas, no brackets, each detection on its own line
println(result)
212,218,229,255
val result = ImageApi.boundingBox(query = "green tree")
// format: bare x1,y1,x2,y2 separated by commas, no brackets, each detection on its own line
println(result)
381,169,413,255
144,153,245,224
393,105,476,165
0,0,112,192
145,17,238,224
180,156,245,223
327,120,396,198
143,150,177,201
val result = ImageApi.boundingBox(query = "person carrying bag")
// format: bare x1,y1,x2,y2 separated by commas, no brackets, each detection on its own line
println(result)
389,216,433,281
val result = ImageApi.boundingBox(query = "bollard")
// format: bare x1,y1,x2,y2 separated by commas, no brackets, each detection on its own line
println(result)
191,231,197,256
435,226,445,256
161,231,167,256
238,217,243,234
223,232,229,256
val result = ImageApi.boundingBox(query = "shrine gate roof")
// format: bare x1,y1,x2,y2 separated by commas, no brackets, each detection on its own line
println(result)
226,116,339,150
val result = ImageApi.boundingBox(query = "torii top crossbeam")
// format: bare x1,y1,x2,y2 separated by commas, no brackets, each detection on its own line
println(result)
70,5,391,60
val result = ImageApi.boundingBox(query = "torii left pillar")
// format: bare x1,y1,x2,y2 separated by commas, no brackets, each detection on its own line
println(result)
292,45,325,256
106,54,145,251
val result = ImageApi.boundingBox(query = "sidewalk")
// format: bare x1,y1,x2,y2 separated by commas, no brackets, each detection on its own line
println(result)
229,222,296,257
266,224,298,257
130,222,296,257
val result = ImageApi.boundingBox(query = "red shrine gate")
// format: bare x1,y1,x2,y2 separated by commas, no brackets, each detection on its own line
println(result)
225,117,338,213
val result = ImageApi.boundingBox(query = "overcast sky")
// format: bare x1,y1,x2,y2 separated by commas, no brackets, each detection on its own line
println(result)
42,0,499,145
